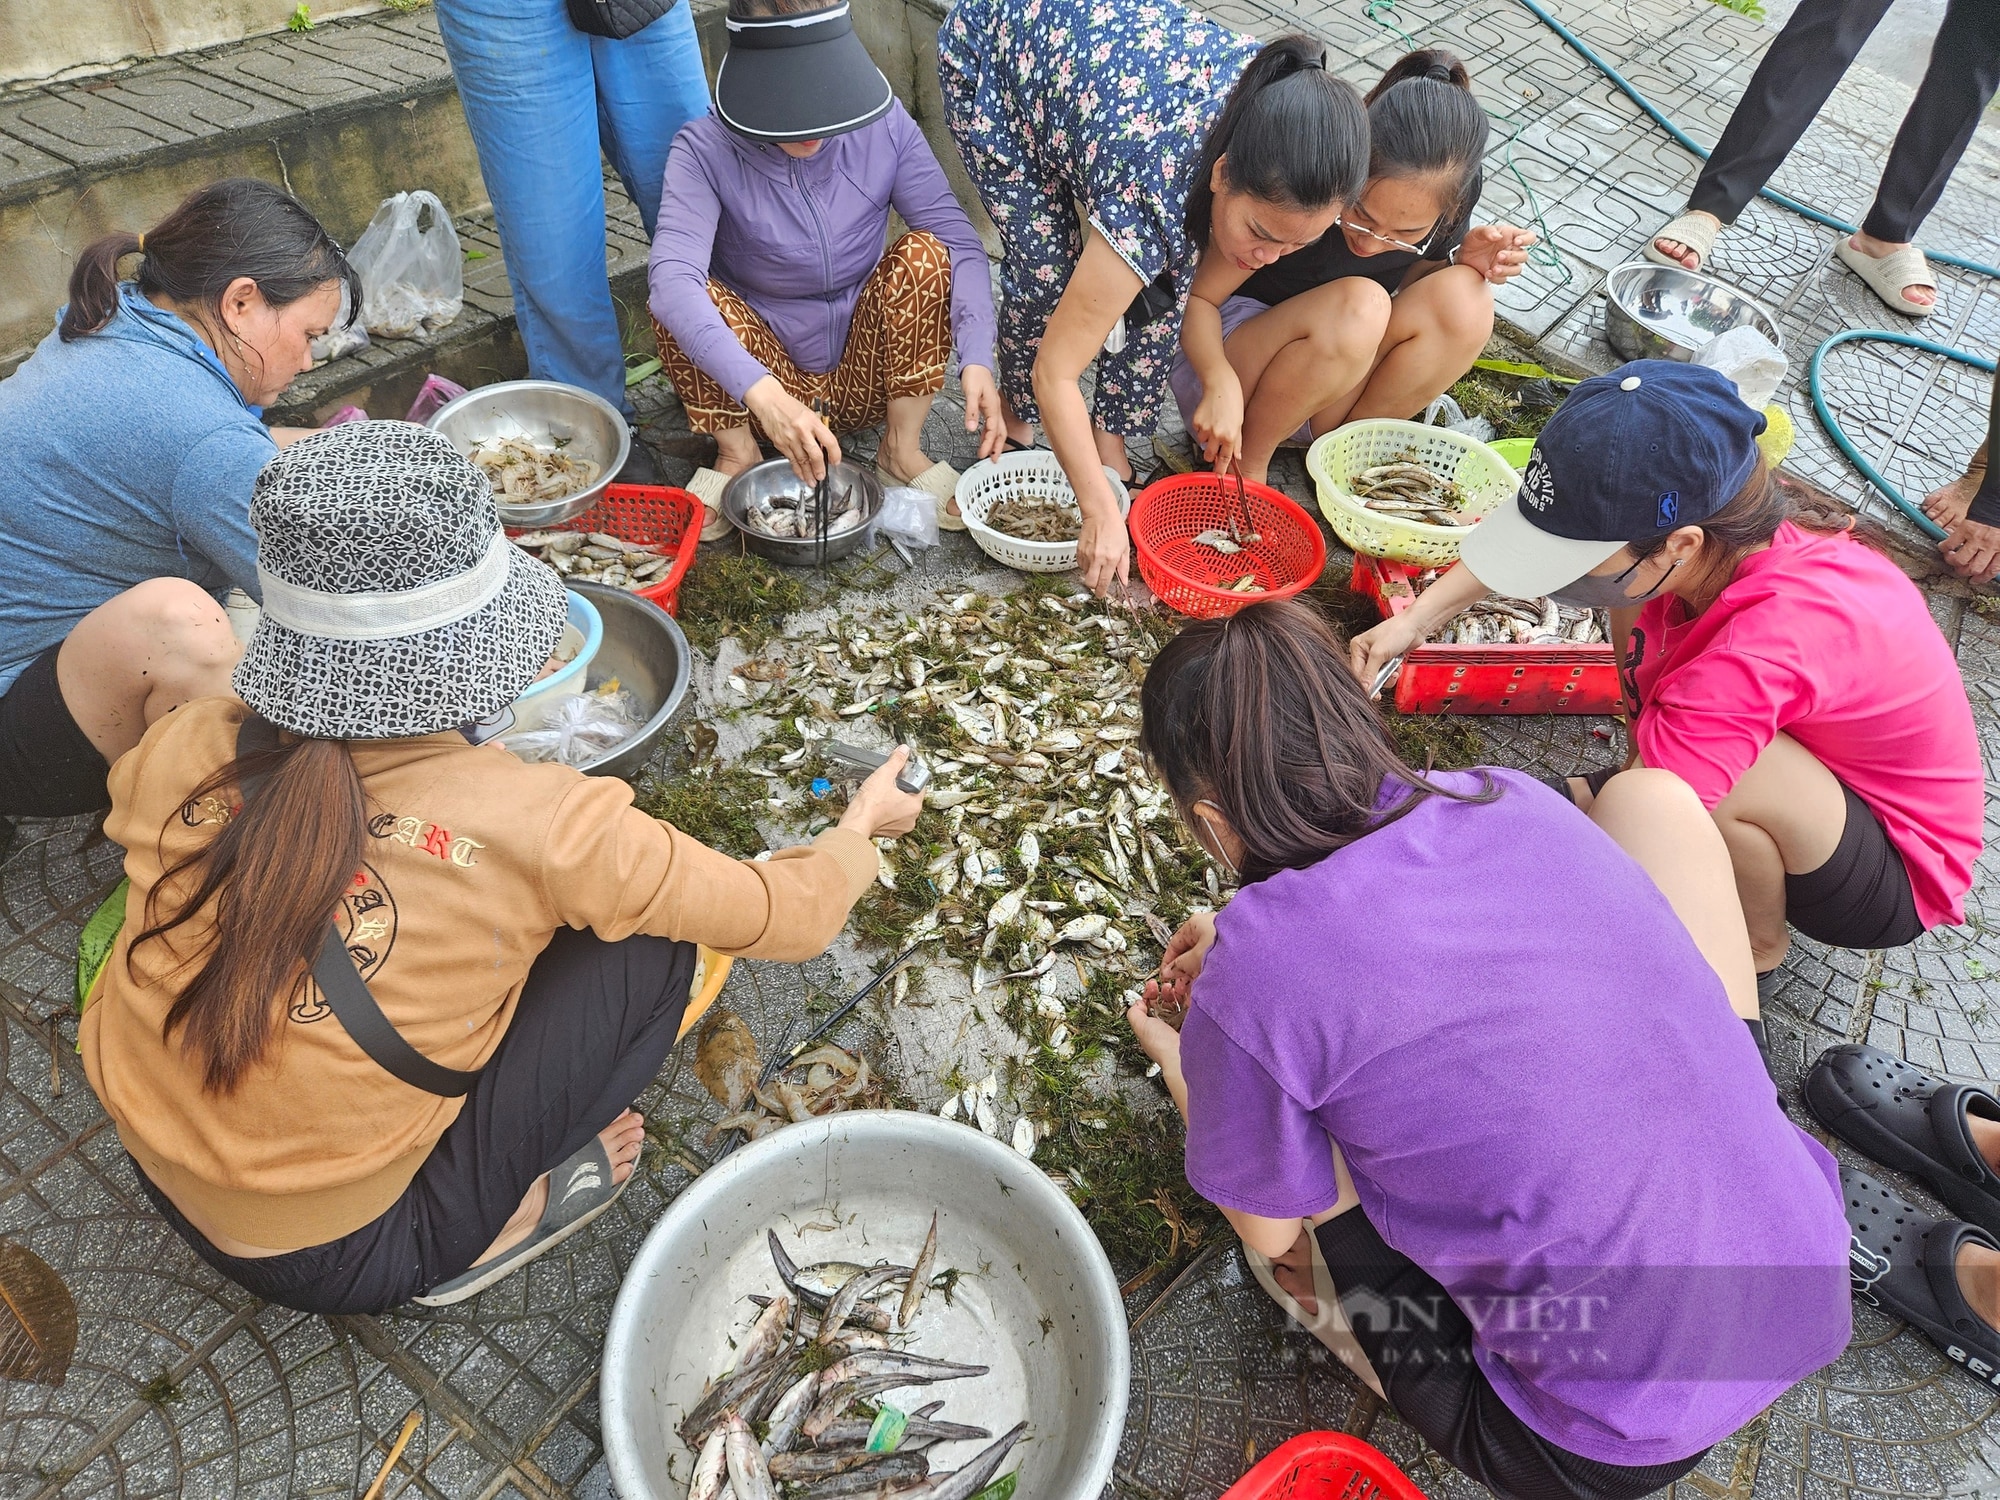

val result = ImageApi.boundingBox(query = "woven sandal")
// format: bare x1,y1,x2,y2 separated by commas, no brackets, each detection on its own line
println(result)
685,467,733,542
411,1135,633,1307
1835,238,1937,319
1807,1045,2000,1236
892,459,967,532
1643,211,1722,271
1842,1165,2000,1392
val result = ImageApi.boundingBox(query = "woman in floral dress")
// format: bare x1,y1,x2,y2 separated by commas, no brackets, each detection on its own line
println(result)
940,0,1368,592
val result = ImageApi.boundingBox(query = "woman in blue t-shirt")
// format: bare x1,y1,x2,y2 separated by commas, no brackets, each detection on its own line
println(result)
0,179,354,822
1170,49,1536,483
1125,600,1850,1500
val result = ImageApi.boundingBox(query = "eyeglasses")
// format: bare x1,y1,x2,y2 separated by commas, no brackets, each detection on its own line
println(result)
1336,216,1438,256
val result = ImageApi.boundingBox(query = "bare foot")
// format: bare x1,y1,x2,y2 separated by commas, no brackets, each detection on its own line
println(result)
1848,232,1936,310
877,440,937,487
1653,211,1719,270
713,425,763,477
1957,1240,2000,1330
1926,470,1980,530
1270,1227,1319,1317
472,1110,646,1267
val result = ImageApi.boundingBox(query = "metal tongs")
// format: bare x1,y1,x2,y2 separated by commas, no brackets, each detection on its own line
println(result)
822,739,932,794
1225,461,1259,547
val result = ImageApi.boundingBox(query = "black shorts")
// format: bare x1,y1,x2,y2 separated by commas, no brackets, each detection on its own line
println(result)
1785,781,1924,951
133,926,694,1315
1314,1211,1707,1500
0,644,112,818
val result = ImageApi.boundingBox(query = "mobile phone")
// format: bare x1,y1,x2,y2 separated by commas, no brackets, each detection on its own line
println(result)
822,740,931,794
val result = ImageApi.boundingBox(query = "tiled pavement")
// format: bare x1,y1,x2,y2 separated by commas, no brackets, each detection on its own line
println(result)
10,0,2000,1496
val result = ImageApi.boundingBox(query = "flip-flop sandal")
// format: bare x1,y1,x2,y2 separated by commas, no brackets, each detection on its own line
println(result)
1834,239,1937,319
685,467,734,543
1643,211,1722,271
410,1135,634,1307
1807,1044,2000,1236
1841,1165,2000,1391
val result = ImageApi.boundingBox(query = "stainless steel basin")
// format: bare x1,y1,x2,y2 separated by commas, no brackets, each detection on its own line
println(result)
1604,259,1783,363
426,379,630,527
719,457,884,565
600,1111,1129,1500
567,580,690,779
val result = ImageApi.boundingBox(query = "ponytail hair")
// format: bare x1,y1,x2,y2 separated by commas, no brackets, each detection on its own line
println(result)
130,722,368,1094
61,177,359,344
1361,48,1487,226
1184,36,1369,246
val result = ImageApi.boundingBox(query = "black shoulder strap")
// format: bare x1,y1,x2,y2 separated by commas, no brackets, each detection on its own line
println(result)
236,716,482,1098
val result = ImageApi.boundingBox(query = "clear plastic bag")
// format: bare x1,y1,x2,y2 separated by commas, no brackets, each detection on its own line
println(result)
309,278,370,363
1693,326,1788,411
1422,392,1496,444
501,689,645,767
349,191,464,340
874,485,940,550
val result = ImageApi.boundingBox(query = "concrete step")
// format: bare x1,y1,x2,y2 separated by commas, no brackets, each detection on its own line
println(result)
0,7,486,375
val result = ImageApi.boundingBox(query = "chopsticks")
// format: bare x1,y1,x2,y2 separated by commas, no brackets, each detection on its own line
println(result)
812,397,830,569
1226,460,1256,545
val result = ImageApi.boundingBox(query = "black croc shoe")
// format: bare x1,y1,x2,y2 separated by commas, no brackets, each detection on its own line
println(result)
1807,1045,2000,1237
1842,1165,2000,1392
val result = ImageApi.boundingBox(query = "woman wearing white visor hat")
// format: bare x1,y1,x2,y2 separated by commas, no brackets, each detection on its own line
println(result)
1351,361,1981,1040
79,421,923,1313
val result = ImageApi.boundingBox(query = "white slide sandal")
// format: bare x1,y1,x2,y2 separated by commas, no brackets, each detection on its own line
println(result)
1835,238,1937,319
1643,211,1722,271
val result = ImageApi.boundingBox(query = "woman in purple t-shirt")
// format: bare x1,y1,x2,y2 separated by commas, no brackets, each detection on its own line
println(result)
1126,600,1850,1500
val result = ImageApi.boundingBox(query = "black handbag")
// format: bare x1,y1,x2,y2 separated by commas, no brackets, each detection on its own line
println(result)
566,0,682,40
237,719,482,1098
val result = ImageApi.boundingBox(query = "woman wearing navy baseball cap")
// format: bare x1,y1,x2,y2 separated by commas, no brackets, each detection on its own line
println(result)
1351,361,1981,999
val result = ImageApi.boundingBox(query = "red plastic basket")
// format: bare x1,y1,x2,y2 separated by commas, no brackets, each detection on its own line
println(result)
1129,473,1327,619
1353,555,1624,716
1223,1432,1428,1500
505,483,702,616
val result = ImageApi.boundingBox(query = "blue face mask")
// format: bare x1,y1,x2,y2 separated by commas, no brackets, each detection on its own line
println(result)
1550,554,1679,609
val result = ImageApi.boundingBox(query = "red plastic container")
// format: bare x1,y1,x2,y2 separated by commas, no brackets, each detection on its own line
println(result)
1353,555,1625,716
1129,473,1327,619
1223,1432,1428,1500
506,483,702,617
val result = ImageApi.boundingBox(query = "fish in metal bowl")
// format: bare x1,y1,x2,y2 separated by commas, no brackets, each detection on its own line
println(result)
426,378,630,528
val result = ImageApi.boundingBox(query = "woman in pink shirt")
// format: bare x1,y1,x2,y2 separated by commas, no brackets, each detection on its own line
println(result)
1351,361,1981,996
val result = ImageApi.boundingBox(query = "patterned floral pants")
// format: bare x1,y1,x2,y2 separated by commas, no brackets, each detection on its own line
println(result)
938,7,1186,438
653,231,953,436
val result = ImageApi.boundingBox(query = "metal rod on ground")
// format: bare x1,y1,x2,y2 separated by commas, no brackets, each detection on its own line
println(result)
1128,1241,1224,1333
757,939,931,1085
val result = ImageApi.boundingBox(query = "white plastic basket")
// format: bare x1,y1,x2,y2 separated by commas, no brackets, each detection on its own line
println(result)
1306,420,1519,567
955,452,1132,573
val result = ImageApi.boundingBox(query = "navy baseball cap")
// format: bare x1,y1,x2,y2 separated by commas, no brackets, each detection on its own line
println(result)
1459,360,1767,599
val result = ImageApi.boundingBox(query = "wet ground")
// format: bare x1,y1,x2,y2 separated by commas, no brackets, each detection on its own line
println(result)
8,0,2000,1494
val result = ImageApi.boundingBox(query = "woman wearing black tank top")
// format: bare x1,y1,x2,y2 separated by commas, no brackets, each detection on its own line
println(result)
1170,50,1536,482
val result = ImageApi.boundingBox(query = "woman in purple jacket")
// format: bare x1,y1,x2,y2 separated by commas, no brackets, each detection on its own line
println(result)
648,0,1004,538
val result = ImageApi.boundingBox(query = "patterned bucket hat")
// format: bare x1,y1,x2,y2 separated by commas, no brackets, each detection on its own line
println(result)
233,420,567,740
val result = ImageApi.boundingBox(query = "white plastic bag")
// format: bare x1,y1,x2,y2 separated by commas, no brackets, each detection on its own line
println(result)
1693,326,1787,412
349,191,463,339
1422,392,1495,444
875,485,940,550
501,689,644,767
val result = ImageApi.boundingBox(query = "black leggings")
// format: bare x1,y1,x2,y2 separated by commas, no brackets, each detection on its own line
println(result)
136,927,692,1315
1314,1212,1708,1500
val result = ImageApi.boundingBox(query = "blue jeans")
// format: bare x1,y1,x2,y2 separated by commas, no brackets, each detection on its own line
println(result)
434,0,711,413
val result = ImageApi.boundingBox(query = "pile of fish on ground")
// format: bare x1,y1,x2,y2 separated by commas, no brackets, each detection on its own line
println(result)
690,1007,885,1144
713,581,1221,1156
680,1224,1024,1500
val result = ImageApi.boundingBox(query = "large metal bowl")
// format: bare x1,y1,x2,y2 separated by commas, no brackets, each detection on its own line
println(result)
566,580,690,779
600,1111,1129,1500
1604,260,1783,363
426,379,630,528
719,457,884,565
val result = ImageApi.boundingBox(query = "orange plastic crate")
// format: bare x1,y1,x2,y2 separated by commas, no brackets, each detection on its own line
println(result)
1352,555,1624,717
1129,473,1327,619
506,483,702,616
1224,1432,1428,1500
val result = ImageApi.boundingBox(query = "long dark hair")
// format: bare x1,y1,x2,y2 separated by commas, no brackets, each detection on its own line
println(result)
1626,459,1890,586
1361,49,1487,226
129,721,367,1094
1140,601,1495,883
60,178,359,348
1183,36,1370,245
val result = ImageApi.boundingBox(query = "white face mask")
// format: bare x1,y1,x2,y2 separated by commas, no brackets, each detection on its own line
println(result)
1191,800,1239,879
